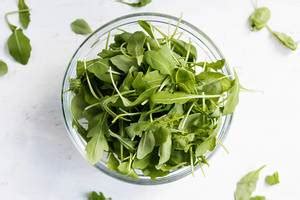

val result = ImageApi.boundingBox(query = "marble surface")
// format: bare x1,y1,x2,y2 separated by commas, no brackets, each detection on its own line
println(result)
1,0,300,199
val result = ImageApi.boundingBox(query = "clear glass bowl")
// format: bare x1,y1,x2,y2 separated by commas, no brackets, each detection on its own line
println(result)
61,12,233,185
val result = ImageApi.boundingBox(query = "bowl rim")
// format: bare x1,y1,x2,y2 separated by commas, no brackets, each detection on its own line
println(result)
61,12,233,185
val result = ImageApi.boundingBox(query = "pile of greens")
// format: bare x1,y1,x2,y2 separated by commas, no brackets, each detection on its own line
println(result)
69,20,239,179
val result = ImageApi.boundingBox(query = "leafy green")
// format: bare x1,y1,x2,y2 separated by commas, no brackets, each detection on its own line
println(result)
7,28,32,65
271,31,298,51
69,20,239,179
250,196,266,200
119,0,152,7
234,166,265,200
249,7,271,31
18,0,30,29
0,60,8,77
88,191,111,200
265,171,280,185
71,19,93,35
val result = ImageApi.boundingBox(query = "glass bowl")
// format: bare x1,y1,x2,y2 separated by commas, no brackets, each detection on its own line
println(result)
61,12,233,185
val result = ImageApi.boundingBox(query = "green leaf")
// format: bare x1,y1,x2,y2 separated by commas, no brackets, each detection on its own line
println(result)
137,131,155,159
86,113,109,164
195,59,225,70
171,39,197,61
175,68,196,93
151,91,221,105
138,20,155,38
234,166,265,200
127,31,146,65
250,196,266,200
110,55,137,73
0,60,8,77
145,45,177,76
195,137,216,157
265,171,280,185
117,161,138,178
223,70,240,115
120,0,152,7
18,0,30,29
272,31,298,51
7,28,32,65
249,7,271,31
109,130,137,152
143,167,168,180
197,71,232,94
71,19,92,35
98,49,121,59
157,127,172,165
133,154,151,170
107,153,119,171
88,191,111,200
125,121,152,139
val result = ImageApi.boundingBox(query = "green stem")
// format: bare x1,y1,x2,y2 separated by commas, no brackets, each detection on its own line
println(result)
5,9,30,31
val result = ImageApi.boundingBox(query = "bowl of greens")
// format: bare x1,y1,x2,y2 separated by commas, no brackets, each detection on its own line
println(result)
61,12,238,184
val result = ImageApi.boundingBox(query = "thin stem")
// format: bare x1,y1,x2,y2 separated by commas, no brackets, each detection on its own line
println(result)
112,112,141,124
105,31,111,50
83,59,101,100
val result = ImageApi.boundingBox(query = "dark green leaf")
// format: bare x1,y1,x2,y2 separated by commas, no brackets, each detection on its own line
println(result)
109,130,137,151
71,19,92,35
138,20,155,38
18,0,30,29
7,28,32,65
172,39,197,61
0,60,8,77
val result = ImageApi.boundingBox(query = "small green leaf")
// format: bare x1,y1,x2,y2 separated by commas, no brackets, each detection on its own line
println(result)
88,191,111,200
71,19,92,35
175,68,196,93
195,137,216,157
107,153,119,171
138,20,155,38
234,166,265,200
171,39,197,61
127,31,146,65
137,131,155,159
109,130,137,152
110,55,137,73
0,60,8,77
7,28,32,65
250,196,266,200
195,59,226,70
272,31,298,51
117,161,138,178
223,70,240,115
133,154,151,170
265,171,280,186
249,7,271,31
18,0,30,29
157,127,172,165
119,0,152,7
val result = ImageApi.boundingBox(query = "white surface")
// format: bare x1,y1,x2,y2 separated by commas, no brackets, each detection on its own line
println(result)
0,0,300,199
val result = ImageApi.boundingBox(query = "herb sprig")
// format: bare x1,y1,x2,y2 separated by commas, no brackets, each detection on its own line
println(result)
69,20,239,179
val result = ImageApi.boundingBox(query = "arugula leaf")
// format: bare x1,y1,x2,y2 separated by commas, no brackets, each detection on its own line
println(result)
234,166,265,200
271,31,298,51
195,59,225,70
133,154,151,170
110,55,137,73
223,70,240,115
119,0,152,7
127,31,146,65
7,28,32,65
86,113,109,164
171,39,197,61
138,20,155,38
71,19,93,35
88,191,111,200
197,71,232,94
250,196,266,200
265,171,280,185
117,161,138,178
249,7,271,31
107,153,119,171
157,127,172,166
109,130,137,151
145,45,176,76
137,131,155,159
0,60,8,77
195,137,216,157
18,0,30,29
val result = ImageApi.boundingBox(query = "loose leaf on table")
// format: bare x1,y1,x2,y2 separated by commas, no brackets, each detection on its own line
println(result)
71,19,93,35
223,70,240,115
88,191,111,200
127,31,146,65
137,131,155,159
250,196,266,200
119,0,152,7
18,0,30,29
271,31,298,51
7,28,32,65
86,113,109,164
265,171,280,185
249,7,271,31
145,45,177,76
234,166,265,200
151,91,221,105
0,60,8,77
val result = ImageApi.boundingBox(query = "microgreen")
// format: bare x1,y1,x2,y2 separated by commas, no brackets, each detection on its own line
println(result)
69,20,239,179
265,171,280,186
71,19,93,35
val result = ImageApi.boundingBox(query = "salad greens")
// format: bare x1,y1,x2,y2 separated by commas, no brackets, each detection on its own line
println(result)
69,20,239,179
71,19,93,35
88,191,111,200
0,60,8,77
118,0,152,7
265,171,280,186
18,0,31,29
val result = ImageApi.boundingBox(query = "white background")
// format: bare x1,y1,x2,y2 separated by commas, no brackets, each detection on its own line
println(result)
1,0,300,199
